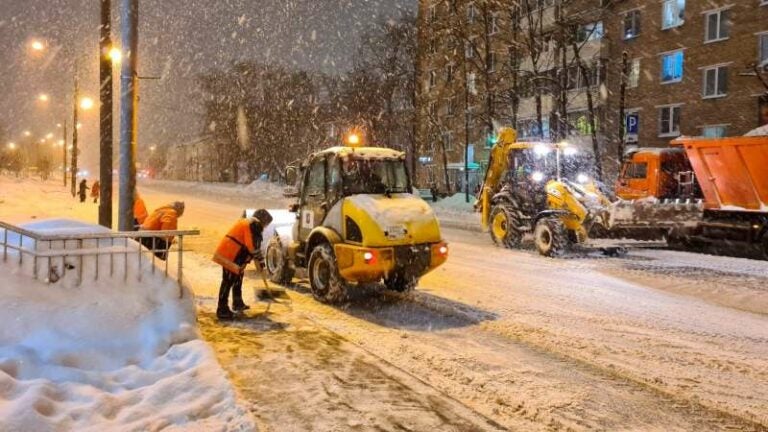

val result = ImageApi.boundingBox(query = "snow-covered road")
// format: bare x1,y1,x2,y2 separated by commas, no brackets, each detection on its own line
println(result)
3,177,767,431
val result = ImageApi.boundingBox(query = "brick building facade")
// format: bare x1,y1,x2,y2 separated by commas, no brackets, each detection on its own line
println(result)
416,0,768,191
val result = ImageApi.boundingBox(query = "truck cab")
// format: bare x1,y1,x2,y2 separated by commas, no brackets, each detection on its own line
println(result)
616,148,693,200
264,146,448,302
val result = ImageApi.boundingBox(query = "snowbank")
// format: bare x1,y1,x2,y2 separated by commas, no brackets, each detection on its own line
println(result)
430,193,482,232
0,219,255,431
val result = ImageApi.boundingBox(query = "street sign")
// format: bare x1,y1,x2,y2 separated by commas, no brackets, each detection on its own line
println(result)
625,113,639,143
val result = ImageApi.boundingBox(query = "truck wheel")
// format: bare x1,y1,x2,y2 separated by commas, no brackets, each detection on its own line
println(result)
308,243,346,303
265,236,294,285
489,205,522,249
384,273,418,293
534,217,569,257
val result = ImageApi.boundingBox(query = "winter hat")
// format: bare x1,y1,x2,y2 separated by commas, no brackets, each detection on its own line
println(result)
252,209,273,227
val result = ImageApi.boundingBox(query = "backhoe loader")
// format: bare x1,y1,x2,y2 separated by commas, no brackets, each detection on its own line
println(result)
477,128,614,256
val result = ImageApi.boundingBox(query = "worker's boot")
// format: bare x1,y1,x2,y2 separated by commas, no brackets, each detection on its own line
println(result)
216,307,235,320
232,301,250,312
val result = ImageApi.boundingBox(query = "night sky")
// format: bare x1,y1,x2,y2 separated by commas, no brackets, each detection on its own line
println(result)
0,0,414,170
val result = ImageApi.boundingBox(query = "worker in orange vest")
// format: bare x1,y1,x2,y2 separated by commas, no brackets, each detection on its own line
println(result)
134,193,149,227
213,209,273,320
140,201,185,261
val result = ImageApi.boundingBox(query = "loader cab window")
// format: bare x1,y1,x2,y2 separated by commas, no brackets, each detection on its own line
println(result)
303,158,326,202
342,157,409,196
622,162,648,179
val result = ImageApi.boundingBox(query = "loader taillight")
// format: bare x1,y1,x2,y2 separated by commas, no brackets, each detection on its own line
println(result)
438,245,448,256
363,251,376,264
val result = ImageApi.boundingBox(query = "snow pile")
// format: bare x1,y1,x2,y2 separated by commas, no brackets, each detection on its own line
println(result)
430,193,481,232
0,219,255,431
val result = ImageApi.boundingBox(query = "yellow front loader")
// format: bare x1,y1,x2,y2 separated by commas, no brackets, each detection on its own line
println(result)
477,128,613,257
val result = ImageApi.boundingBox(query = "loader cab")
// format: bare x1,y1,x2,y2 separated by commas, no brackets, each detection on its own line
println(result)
293,148,412,244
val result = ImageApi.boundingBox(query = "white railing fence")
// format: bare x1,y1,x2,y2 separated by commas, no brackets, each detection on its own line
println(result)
0,221,199,293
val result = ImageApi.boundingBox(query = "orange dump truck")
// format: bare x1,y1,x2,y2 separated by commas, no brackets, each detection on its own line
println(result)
615,136,768,258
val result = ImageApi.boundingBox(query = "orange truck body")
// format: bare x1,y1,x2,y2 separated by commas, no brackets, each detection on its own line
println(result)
617,136,768,213
671,136,768,212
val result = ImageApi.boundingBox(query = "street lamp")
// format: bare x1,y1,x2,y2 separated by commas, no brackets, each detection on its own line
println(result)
80,97,95,110
7,143,16,150
38,94,50,103
30,40,45,51
109,47,122,63
23,131,31,137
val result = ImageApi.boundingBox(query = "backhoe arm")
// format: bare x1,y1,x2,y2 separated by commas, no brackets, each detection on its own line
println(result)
480,128,518,230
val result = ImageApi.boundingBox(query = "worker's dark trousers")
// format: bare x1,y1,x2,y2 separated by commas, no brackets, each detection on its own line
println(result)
218,268,245,312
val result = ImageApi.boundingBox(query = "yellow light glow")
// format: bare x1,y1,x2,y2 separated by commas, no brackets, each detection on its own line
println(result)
80,97,95,110
23,131,31,137
76,123,82,129
46,132,54,139
346,133,361,146
108,47,122,63
38,94,49,102
31,40,45,51
8,142,16,150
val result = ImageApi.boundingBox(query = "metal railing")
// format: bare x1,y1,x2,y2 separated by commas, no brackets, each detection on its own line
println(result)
0,221,199,294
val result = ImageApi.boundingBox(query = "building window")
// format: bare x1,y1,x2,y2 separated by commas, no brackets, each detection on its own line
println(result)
429,70,437,89
488,52,497,73
468,73,477,95
702,65,728,98
577,21,604,42
658,105,681,137
518,118,550,139
760,33,768,66
704,9,730,43
701,125,727,138
661,50,684,83
489,13,500,35
465,38,475,58
628,59,640,88
442,131,454,151
623,10,641,39
428,5,437,23
447,97,456,117
661,0,685,29
467,2,476,24
446,64,454,83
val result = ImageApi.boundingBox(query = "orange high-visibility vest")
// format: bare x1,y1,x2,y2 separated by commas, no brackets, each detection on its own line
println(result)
212,219,259,275
134,196,149,224
142,206,179,231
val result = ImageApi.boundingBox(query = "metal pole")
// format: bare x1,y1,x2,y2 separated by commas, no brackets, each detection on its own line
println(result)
618,51,629,165
62,120,67,186
118,0,139,232
99,0,114,228
71,75,79,197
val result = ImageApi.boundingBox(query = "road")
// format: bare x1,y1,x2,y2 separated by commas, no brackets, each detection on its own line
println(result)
3,178,767,431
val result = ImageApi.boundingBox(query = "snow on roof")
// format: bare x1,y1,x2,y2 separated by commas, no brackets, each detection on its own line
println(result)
745,124,768,136
315,146,404,160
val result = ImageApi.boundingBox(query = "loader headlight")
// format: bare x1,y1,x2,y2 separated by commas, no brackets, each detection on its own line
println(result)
438,245,448,256
531,171,545,182
534,144,551,157
577,173,589,184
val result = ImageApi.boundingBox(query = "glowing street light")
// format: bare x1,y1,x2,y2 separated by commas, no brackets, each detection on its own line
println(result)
76,123,83,129
23,131,32,137
108,47,122,63
38,93,50,102
149,145,157,152
7,142,16,150
46,132,54,139
30,40,45,51
80,97,95,110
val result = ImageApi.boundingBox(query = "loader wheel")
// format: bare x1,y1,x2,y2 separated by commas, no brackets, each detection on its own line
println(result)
308,243,346,303
534,217,569,257
265,236,294,285
384,273,418,293
489,205,522,249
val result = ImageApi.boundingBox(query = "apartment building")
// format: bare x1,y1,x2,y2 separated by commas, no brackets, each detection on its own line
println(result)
603,0,768,150
416,0,768,190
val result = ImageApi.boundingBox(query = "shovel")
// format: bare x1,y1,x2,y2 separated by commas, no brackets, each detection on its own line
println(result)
252,260,291,313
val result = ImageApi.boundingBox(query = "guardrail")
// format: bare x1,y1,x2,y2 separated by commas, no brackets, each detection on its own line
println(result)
0,221,199,293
